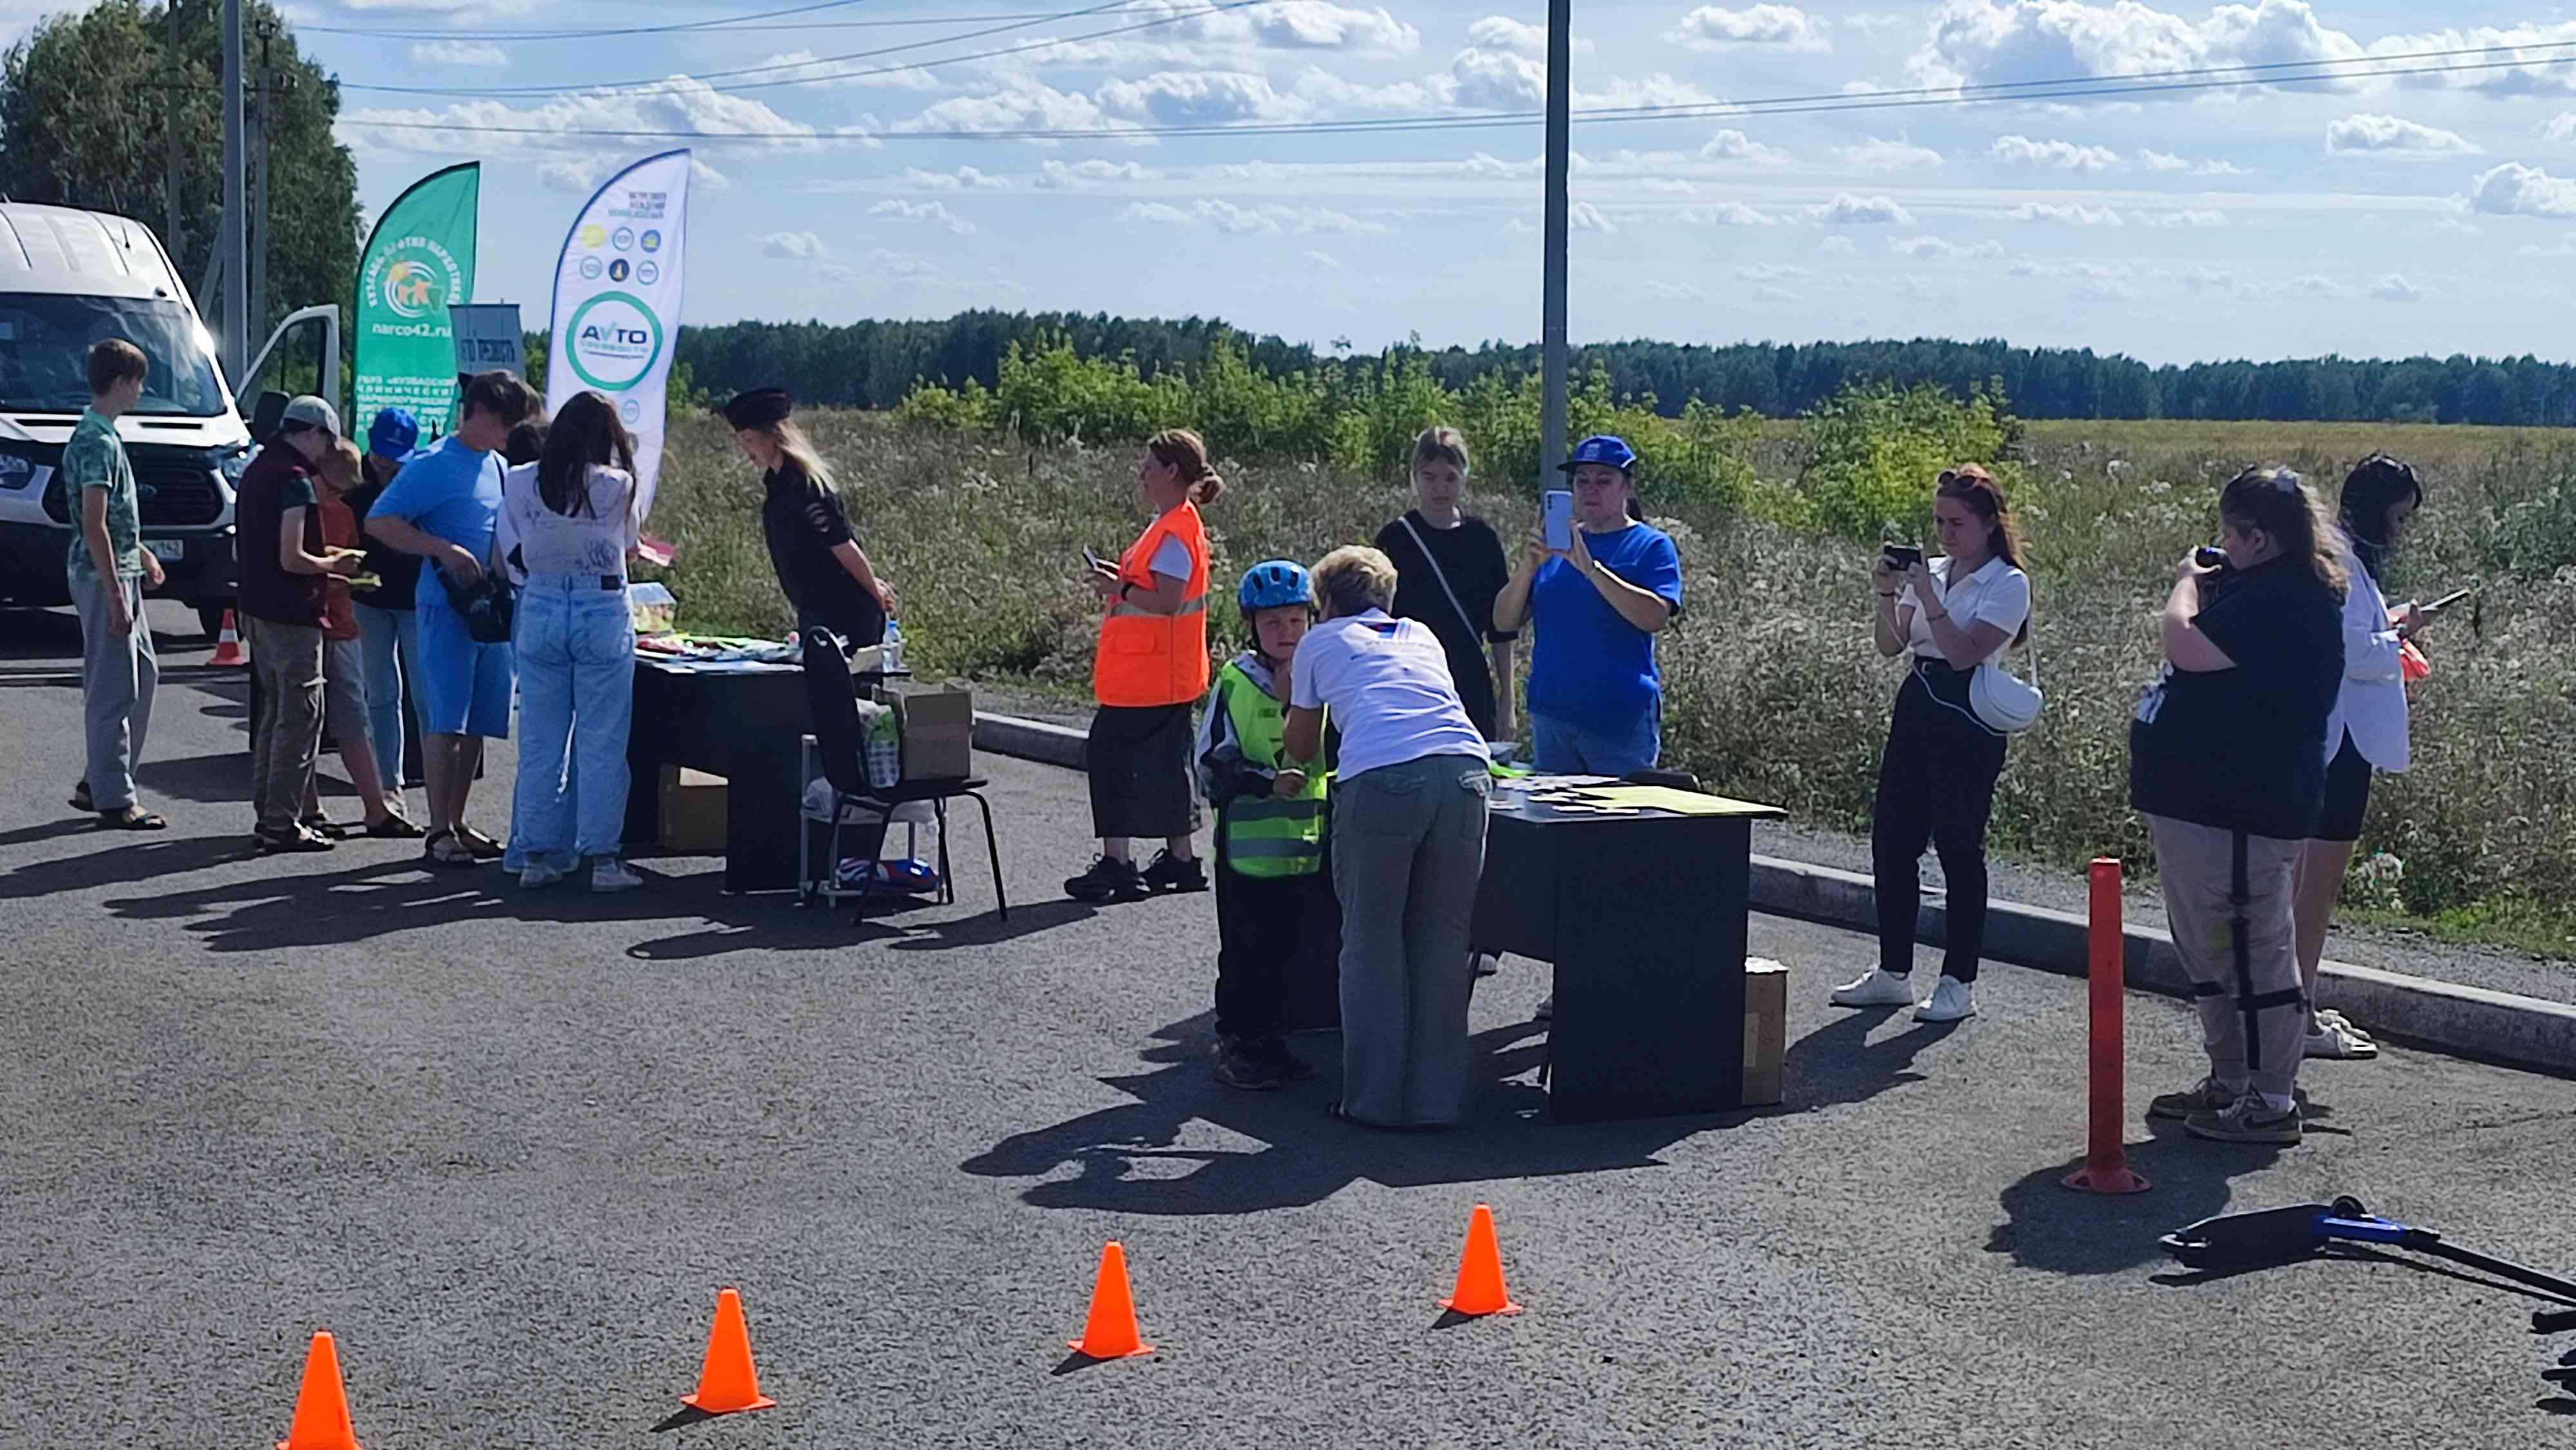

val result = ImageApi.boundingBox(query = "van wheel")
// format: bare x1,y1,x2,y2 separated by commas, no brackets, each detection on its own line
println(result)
198,603,229,641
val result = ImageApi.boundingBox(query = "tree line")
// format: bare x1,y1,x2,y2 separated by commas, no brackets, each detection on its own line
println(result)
670,312,2576,428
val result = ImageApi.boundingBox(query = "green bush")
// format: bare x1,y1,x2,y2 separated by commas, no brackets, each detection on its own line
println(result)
1778,380,2020,543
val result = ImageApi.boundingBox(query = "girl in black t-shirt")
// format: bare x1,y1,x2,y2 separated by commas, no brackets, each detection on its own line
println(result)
1370,427,1517,742
721,388,896,650
2131,466,2347,1149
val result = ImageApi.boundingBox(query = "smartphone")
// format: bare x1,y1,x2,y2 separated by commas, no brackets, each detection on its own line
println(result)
2418,584,2477,616
1882,544,1924,571
2193,545,2231,571
1081,546,1106,572
1542,490,1574,552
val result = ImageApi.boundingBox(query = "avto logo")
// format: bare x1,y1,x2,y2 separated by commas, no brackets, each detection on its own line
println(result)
564,292,664,392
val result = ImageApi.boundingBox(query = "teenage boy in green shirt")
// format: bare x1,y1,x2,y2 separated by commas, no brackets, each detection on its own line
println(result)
66,337,166,830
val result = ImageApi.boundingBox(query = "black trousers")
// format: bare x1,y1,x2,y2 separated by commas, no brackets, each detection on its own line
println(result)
1872,659,2009,983
1213,844,1341,1040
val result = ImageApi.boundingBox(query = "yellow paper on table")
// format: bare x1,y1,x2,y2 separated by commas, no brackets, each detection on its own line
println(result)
1569,785,1777,817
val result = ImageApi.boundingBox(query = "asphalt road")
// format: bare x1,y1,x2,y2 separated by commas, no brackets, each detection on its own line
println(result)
5,602,2574,1449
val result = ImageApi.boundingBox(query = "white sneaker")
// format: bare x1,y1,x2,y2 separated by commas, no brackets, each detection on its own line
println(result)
520,863,565,890
1915,976,1978,1022
1471,952,1502,978
591,860,643,892
1830,968,1915,1007
1533,993,1554,1021
2304,1017,2378,1060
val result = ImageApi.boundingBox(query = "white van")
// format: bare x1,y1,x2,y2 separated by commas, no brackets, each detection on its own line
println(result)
0,202,336,637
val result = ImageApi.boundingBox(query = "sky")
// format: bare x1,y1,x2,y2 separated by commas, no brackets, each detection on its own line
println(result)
21,0,2576,364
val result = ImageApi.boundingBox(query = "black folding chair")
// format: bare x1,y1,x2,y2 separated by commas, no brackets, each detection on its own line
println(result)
799,628,1007,922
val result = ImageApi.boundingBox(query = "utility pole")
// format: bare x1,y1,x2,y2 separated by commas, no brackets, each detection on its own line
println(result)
248,16,273,353
164,0,182,267
218,0,245,383
1540,0,1571,479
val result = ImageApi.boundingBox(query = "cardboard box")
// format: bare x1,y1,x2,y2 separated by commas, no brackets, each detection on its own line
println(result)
659,765,728,852
875,681,974,781
1741,957,1788,1107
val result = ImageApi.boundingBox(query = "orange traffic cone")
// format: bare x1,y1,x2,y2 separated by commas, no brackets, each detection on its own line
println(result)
680,1288,776,1415
1440,1203,1522,1316
277,1332,360,1450
1066,1241,1153,1359
210,608,248,666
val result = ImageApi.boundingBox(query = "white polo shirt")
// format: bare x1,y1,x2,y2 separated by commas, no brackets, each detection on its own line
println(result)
1900,555,2031,667
1289,608,1490,781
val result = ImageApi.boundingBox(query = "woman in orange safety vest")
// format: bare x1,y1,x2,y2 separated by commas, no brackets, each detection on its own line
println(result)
1064,429,1222,904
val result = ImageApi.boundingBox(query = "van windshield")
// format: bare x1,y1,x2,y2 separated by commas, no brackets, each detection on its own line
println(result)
0,293,227,417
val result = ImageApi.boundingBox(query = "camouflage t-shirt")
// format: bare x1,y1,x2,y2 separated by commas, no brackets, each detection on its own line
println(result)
62,410,141,581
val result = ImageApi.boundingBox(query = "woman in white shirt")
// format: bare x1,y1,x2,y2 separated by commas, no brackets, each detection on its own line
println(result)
1832,466,2034,1024
499,389,644,892
1283,545,1492,1129
2293,455,2427,1062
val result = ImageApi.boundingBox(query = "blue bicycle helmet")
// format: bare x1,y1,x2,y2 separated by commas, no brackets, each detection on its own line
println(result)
1237,560,1312,613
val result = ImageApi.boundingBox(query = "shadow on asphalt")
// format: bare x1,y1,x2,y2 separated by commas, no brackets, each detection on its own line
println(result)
962,1013,1748,1213
1781,1007,1964,1111
1,833,251,901
136,750,249,804
1986,1118,2292,1277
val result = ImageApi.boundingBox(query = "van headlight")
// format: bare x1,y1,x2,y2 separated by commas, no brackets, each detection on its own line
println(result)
0,451,33,489
219,448,250,484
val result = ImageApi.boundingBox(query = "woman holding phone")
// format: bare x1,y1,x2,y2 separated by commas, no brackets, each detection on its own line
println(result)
1831,465,2032,1024
1492,435,1682,777
2292,454,2430,1062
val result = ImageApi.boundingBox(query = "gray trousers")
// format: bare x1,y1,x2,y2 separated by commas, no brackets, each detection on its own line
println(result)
1331,753,1490,1127
70,572,157,811
247,616,325,835
2146,814,2308,1100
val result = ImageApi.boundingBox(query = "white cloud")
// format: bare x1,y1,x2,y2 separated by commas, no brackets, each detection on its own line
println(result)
1737,263,1814,281
2546,113,2576,144
1303,249,1341,268
2370,273,2423,301
2174,265,2247,295
2008,259,2131,279
1464,15,1591,56
902,166,1008,191
1683,202,1788,226
345,75,827,161
1699,129,1791,164
898,79,1130,137
2293,274,2347,297
2139,208,2229,227
1200,2,1421,55
761,231,833,261
1444,43,1546,109
2469,161,2576,218
1583,73,1727,110
1839,137,1944,171
2138,148,2244,175
1672,5,1830,52
867,199,975,235
1913,0,2367,95
1811,193,1916,225
1989,134,2121,172
1750,283,1801,301
1571,201,1617,233
1889,236,2005,258
865,248,940,280
1036,158,1161,189
1096,71,1312,126
1820,234,1859,254
756,50,942,91
1290,66,1442,110
2325,113,2480,158
1119,199,1390,234
408,41,507,67
2009,201,2125,226
537,153,730,194
1640,177,1697,194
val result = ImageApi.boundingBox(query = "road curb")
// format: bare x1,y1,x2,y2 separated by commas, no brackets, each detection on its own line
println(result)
971,710,2576,1079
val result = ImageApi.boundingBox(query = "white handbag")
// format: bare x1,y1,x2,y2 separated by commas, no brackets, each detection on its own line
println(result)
1970,627,2044,735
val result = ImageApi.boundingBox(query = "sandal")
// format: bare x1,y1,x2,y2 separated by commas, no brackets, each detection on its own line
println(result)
364,813,426,840
97,807,167,831
457,825,506,860
255,824,332,854
423,827,478,869
299,814,350,842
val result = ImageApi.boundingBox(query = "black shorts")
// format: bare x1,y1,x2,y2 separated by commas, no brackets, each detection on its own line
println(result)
1086,702,1204,840
2315,730,2373,843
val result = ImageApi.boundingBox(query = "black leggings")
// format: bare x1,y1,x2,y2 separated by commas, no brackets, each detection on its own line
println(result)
1872,659,2008,983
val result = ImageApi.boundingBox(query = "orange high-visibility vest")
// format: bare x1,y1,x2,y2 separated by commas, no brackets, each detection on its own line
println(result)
1093,501,1211,708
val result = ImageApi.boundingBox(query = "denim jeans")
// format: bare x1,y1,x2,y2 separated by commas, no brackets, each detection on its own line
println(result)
1530,706,1661,777
354,601,421,785
507,575,636,871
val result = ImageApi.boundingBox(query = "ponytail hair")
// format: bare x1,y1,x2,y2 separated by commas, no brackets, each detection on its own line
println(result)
753,417,837,496
2221,465,2347,598
1148,428,1225,506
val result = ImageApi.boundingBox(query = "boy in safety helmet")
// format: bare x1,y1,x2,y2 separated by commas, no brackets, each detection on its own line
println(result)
1194,560,1340,1091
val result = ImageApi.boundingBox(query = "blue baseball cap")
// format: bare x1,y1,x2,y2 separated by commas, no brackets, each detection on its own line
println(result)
367,407,420,462
1560,434,1637,474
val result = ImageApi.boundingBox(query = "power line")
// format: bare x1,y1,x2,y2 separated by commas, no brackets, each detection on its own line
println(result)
336,0,1230,100
307,10,1078,42
302,0,875,42
339,44,2576,146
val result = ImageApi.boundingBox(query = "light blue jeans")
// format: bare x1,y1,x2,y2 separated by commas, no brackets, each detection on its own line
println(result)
1530,706,1661,778
506,575,636,872
354,601,421,785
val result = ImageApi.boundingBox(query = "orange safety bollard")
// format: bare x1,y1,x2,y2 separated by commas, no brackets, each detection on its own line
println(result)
2063,858,2150,1195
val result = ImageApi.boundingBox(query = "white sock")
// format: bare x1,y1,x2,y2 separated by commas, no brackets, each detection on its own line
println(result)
2259,1091,2296,1113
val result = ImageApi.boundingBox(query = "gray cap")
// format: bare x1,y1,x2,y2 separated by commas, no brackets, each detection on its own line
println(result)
281,395,341,436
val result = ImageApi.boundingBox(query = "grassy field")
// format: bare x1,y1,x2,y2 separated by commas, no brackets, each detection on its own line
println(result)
640,409,2576,961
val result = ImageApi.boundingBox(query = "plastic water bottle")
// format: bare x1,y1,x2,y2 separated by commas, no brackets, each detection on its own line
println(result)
882,617,905,673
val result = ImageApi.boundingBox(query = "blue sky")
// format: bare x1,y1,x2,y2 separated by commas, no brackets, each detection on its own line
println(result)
24,1,2576,364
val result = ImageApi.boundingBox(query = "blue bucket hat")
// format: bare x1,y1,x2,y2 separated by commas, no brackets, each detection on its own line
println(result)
367,407,420,463
1560,434,1637,474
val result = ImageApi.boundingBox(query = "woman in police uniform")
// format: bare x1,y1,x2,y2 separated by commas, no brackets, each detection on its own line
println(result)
723,388,896,651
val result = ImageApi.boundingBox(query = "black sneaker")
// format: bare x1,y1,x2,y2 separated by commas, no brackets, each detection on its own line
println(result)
1065,854,1146,903
1210,1034,1283,1091
1256,1035,1319,1083
1139,850,1208,894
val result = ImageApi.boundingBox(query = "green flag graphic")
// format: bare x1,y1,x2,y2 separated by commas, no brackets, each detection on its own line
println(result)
354,162,479,432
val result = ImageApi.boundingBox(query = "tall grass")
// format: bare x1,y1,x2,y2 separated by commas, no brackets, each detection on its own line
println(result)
639,403,2576,959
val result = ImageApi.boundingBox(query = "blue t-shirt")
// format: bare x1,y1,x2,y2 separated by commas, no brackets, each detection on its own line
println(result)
1524,522,1684,731
366,436,504,610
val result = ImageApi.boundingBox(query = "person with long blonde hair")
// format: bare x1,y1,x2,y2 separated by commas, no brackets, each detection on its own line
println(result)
723,388,896,651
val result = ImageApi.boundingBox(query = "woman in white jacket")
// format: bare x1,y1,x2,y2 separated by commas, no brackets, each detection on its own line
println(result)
2292,455,2426,1061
